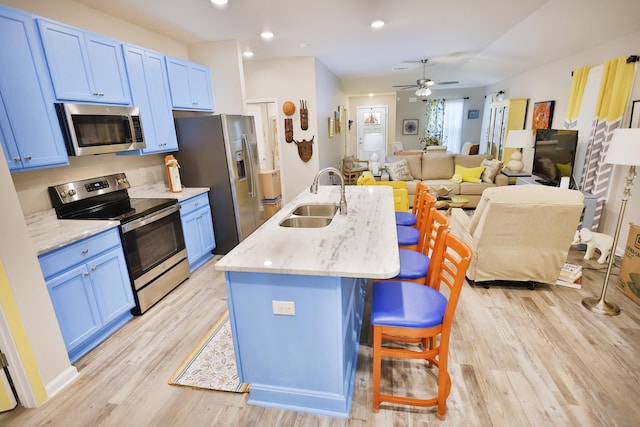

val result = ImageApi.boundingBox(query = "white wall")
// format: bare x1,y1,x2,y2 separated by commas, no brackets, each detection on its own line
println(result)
485,30,640,255
243,57,320,203
394,87,487,152
187,40,246,115
314,59,349,171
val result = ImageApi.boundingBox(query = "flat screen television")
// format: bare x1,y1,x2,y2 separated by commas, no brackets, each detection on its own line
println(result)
532,129,578,187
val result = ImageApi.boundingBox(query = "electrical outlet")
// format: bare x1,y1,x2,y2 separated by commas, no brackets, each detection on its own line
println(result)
272,300,295,316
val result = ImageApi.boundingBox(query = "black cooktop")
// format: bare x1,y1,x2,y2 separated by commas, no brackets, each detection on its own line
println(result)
61,197,178,223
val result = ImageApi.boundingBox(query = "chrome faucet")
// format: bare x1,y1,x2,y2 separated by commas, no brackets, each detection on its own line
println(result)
310,167,347,214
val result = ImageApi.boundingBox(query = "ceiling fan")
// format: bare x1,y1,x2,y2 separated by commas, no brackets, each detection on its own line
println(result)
393,59,459,96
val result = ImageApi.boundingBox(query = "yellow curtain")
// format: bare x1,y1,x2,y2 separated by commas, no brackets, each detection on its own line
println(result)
564,66,591,129
581,56,637,230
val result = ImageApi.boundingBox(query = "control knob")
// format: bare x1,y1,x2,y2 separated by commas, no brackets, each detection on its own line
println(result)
68,189,76,197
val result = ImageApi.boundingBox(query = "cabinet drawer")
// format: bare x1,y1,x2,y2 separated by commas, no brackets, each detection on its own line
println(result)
179,193,209,216
39,227,121,278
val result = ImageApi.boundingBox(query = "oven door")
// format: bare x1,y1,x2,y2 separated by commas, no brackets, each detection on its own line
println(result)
120,204,186,288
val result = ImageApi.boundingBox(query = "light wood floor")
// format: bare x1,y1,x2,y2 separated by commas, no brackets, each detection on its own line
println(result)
1,248,638,426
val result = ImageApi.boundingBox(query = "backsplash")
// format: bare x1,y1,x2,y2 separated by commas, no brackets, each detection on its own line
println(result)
11,153,167,216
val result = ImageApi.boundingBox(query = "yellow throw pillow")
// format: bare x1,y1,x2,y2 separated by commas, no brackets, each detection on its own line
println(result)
454,164,485,183
556,162,572,177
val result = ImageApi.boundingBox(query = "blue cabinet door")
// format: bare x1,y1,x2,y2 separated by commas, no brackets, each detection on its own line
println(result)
37,18,130,104
180,193,215,272
122,44,177,154
0,6,68,171
89,248,135,326
165,56,214,111
46,264,102,354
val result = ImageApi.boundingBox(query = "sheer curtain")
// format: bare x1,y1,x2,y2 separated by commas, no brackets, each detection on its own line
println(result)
443,98,464,153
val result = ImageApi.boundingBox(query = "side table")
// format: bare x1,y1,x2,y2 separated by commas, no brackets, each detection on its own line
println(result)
501,170,531,184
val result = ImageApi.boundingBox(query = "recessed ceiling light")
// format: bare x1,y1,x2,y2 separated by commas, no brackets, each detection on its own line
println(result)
242,50,254,58
369,93,374,97
371,20,385,29
261,30,274,41
210,0,228,5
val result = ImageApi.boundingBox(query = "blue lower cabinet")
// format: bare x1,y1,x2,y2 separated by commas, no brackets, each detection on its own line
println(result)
180,193,215,272
39,228,134,363
225,272,366,418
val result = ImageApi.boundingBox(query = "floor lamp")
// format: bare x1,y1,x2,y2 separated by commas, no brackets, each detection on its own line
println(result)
582,128,640,316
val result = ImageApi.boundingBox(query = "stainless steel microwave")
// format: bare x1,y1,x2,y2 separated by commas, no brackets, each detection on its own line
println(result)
55,103,146,156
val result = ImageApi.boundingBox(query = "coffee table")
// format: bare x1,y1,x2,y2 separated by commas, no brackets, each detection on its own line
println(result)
437,196,469,213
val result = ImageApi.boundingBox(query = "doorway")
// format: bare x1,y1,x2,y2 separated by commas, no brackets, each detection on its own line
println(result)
356,106,388,162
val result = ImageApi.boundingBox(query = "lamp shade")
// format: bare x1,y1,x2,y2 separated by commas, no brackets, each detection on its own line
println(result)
415,87,431,97
504,129,534,149
605,128,640,165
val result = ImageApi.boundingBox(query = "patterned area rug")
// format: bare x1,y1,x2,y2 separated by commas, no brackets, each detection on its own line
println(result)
169,311,249,393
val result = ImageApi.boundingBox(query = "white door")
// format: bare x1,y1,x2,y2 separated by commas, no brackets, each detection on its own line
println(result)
357,106,388,162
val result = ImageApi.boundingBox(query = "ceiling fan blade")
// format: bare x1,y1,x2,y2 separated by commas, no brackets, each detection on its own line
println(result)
392,84,417,88
434,80,459,85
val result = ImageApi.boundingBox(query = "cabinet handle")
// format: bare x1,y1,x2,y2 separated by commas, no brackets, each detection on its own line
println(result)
99,93,105,97
92,91,99,96
82,249,89,254
91,266,97,271
14,157,21,161
194,202,199,207
25,155,32,160
84,272,90,277
197,215,203,219
193,101,199,105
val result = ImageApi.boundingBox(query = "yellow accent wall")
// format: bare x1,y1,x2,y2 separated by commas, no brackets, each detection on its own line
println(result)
0,261,47,405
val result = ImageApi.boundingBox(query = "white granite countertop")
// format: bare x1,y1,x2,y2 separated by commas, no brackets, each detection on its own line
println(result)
215,185,400,279
26,184,209,256
128,183,209,201
25,209,120,256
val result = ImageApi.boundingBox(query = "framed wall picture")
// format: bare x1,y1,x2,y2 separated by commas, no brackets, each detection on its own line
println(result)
630,100,640,128
467,109,480,119
403,119,418,135
532,100,555,135
328,117,334,138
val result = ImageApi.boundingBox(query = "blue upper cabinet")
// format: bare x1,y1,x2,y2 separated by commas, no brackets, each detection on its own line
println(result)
121,44,178,154
37,18,131,105
0,6,68,172
165,56,215,111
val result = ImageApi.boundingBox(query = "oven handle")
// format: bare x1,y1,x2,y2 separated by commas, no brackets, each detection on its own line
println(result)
121,204,181,234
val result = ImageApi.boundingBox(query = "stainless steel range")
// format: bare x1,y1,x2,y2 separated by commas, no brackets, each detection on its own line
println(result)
48,173,189,315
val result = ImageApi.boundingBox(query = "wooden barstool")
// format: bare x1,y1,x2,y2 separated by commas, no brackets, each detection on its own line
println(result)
395,182,429,226
371,231,473,419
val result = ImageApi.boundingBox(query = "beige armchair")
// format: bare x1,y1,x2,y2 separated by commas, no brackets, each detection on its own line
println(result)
449,185,584,287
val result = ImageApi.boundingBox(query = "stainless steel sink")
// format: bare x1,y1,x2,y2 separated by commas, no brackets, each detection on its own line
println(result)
291,204,339,217
279,216,333,228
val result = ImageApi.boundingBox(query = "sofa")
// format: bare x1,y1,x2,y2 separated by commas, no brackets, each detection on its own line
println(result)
383,152,508,208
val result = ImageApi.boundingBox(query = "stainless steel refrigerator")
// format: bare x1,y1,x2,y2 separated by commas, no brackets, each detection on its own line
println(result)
174,114,262,254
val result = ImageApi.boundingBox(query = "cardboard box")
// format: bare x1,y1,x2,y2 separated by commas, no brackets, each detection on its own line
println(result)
259,170,281,199
262,196,282,220
616,223,640,306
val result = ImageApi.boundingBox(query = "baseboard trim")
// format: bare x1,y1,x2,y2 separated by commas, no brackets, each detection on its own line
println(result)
45,365,79,400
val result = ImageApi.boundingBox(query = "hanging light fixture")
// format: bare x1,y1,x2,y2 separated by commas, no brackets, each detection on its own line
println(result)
415,86,431,97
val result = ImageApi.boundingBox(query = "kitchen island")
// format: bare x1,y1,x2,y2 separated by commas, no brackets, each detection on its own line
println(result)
215,185,399,418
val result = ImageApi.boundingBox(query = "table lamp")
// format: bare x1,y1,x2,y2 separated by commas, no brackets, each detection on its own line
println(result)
582,128,640,316
363,133,385,174
504,130,534,172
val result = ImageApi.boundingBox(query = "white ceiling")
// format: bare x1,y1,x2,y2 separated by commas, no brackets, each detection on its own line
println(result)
75,0,640,95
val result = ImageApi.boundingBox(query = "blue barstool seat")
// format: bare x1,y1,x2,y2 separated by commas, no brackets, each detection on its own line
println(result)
395,211,416,227
371,280,447,329
396,249,430,281
396,225,420,248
